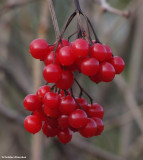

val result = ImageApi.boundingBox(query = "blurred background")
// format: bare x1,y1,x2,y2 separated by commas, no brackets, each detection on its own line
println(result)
0,0,143,160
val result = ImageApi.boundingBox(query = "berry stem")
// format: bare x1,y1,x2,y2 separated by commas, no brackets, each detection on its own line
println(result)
74,0,82,12
48,0,60,39
74,79,93,104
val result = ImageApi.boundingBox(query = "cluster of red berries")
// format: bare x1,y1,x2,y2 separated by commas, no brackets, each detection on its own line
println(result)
24,85,104,144
30,38,125,86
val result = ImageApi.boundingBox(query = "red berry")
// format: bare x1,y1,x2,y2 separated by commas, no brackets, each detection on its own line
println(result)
69,109,87,128
56,70,74,90
66,62,78,72
75,97,88,111
43,64,62,83
58,115,69,128
44,51,60,65
99,62,115,82
29,39,49,60
104,45,112,61
44,92,60,109
23,94,42,111
33,105,47,121
24,115,42,134
75,57,86,71
89,73,102,84
108,56,125,74
59,95,76,115
87,103,104,119
93,117,104,135
36,85,50,102
81,57,99,76
91,43,106,62
72,39,89,58
79,118,97,138
44,105,61,118
42,122,58,137
57,39,70,49
57,128,72,144
57,46,75,66
47,117,59,128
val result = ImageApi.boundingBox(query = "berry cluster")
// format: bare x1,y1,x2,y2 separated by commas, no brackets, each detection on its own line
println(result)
24,85,104,144
30,38,125,86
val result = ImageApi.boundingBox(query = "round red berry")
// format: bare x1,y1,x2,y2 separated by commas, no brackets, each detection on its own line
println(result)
93,117,104,135
44,51,60,65
104,45,112,61
24,115,42,134
58,115,69,128
89,73,102,84
75,97,88,111
44,105,61,118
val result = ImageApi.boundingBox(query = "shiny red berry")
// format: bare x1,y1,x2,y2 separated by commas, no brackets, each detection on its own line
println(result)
72,39,89,58
43,64,62,83
104,45,112,61
58,115,69,128
44,92,60,109
99,62,115,82
23,94,42,111
81,57,99,76
57,128,72,144
56,70,74,90
91,43,106,62
87,103,104,119
24,115,42,134
79,118,97,138
89,73,102,84
36,85,50,102
29,39,49,60
44,105,61,118
33,105,47,121
57,46,75,66
75,97,88,111
59,95,76,115
108,56,125,74
93,117,104,135
44,51,60,65
69,109,88,128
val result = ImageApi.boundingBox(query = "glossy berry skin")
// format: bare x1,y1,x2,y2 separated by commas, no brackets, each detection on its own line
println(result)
57,39,70,49
108,56,125,74
69,109,88,129
99,62,115,82
57,46,75,66
44,105,61,118
29,39,49,60
87,103,104,119
24,115,42,134
23,94,42,111
44,51,60,65
59,96,76,115
79,118,97,138
42,122,58,137
33,106,47,121
44,92,60,109
89,74,102,84
56,70,74,90
47,117,59,128
81,57,99,76
93,117,104,135
75,97,88,111
36,85,50,102
58,115,69,128
91,43,106,62
57,128,72,144
43,64,62,83
72,39,89,58
104,45,112,61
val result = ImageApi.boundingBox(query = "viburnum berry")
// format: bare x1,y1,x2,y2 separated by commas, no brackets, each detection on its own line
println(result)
99,62,115,82
59,95,76,115
92,117,104,135
57,128,72,144
81,57,99,76
79,118,97,138
44,105,61,118
44,51,60,65
75,97,88,111
89,73,102,84
43,64,62,83
87,103,104,119
33,105,47,121
58,115,69,128
23,94,42,111
72,39,89,58
56,70,74,90
44,92,60,109
29,39,49,60
47,117,59,128
104,45,113,61
69,109,88,128
36,85,50,102
108,56,125,74
91,43,106,62
24,115,42,134
57,46,75,66
57,39,70,50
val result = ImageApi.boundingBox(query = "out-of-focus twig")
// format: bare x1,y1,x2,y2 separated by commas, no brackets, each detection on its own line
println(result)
93,0,130,18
